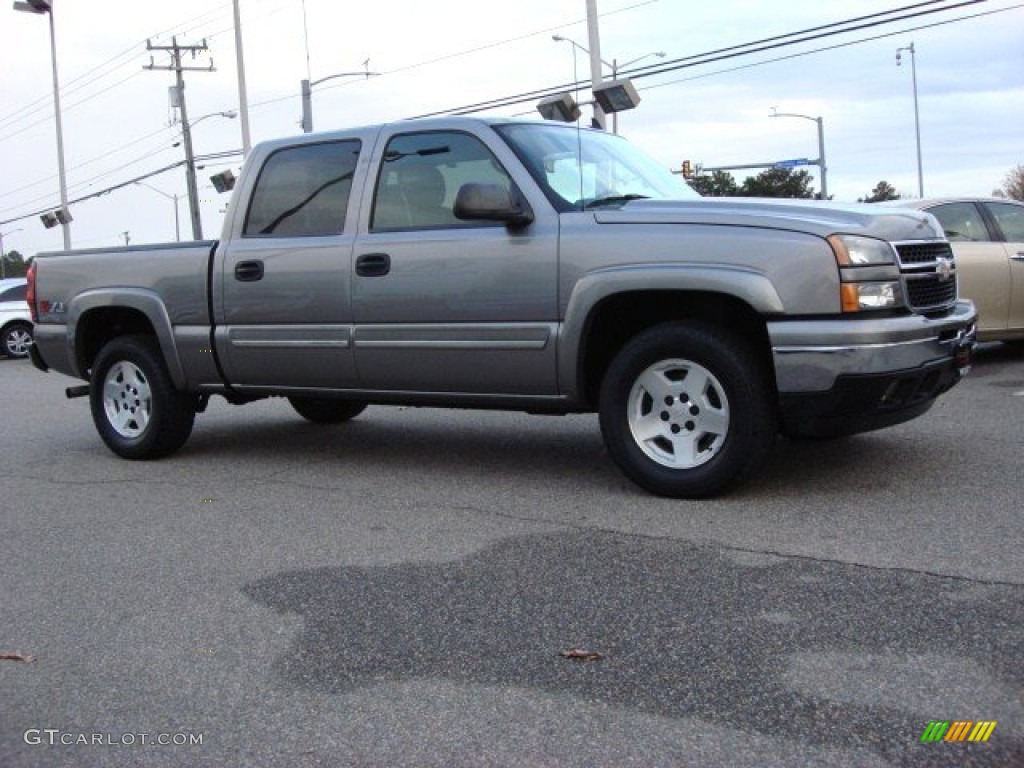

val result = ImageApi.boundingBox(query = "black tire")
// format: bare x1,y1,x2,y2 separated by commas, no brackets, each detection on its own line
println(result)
2,322,33,359
288,397,367,424
598,322,776,498
89,335,196,459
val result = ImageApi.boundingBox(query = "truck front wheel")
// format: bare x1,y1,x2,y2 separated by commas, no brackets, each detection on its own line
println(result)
599,322,775,498
90,335,196,459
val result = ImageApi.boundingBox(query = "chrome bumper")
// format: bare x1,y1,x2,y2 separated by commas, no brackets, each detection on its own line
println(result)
769,300,977,393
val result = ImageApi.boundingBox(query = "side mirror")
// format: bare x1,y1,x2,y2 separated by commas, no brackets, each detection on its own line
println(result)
453,183,533,227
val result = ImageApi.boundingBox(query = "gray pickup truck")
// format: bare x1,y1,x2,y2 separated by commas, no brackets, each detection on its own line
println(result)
28,117,977,497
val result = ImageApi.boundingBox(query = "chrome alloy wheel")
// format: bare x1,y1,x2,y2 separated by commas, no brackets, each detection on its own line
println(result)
626,358,730,469
102,360,153,438
6,327,32,358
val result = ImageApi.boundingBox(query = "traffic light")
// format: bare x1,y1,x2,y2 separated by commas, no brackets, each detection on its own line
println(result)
681,160,692,179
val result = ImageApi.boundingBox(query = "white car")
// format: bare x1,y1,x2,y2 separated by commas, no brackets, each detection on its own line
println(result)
0,277,34,358
892,198,1024,342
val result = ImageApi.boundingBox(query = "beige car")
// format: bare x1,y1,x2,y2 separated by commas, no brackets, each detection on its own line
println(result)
893,198,1024,342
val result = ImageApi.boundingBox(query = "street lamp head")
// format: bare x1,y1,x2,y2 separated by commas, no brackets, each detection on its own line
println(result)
12,0,52,14
552,34,565,42
221,110,238,119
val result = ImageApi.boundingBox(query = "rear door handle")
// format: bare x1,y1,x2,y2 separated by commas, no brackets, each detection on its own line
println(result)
356,252,391,277
234,260,264,281
1011,252,1024,262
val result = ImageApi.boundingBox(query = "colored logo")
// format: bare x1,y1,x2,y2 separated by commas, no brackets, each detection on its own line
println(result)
920,720,996,743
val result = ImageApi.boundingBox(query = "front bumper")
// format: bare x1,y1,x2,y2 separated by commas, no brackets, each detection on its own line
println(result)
769,300,976,393
769,300,976,437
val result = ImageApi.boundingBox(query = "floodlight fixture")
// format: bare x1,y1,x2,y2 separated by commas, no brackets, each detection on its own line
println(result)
537,93,581,123
53,207,72,224
210,169,236,193
592,79,641,114
40,211,58,228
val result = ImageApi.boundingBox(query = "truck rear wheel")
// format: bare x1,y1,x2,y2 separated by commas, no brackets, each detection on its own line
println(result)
599,322,775,498
90,335,196,459
288,397,367,424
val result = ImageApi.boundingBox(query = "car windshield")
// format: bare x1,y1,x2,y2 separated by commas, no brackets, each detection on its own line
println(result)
494,122,698,212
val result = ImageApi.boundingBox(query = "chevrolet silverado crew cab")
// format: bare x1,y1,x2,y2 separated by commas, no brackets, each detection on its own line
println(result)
28,117,976,497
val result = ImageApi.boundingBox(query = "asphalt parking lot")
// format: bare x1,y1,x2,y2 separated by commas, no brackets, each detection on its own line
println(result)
1,344,1022,767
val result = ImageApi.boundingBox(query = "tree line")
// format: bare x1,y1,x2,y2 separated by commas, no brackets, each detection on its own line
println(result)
686,164,1024,202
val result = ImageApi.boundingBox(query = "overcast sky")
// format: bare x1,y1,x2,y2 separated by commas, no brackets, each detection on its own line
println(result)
1,0,1022,256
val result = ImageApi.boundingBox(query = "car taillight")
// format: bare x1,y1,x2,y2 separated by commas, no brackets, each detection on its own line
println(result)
26,262,37,322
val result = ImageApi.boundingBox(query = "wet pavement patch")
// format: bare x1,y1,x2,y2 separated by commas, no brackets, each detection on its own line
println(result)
244,531,1023,765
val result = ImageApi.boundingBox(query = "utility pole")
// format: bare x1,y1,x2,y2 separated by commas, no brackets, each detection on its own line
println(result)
232,0,252,157
585,0,606,129
144,37,215,240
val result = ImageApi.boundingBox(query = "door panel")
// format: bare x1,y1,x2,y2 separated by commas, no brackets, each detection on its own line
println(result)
983,201,1024,334
218,238,357,388
216,139,362,388
950,241,1011,335
352,227,558,394
351,129,558,395
929,202,1010,336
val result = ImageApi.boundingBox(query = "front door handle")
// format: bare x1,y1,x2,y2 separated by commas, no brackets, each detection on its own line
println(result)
356,252,391,277
234,260,264,281
1011,251,1024,262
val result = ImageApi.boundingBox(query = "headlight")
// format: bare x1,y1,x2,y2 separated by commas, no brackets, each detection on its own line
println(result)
828,234,896,266
840,281,902,312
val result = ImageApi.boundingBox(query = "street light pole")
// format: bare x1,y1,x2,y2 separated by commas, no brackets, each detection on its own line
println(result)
896,42,923,197
13,0,71,250
300,66,379,134
770,110,828,200
135,182,181,242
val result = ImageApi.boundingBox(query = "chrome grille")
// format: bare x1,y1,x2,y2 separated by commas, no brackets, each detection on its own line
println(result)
896,241,953,266
905,274,957,310
893,240,958,313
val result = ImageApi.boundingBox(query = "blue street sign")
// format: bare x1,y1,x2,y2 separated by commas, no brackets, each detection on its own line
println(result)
774,158,810,168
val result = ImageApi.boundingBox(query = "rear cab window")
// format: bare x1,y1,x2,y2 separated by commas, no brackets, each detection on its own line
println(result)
243,140,361,237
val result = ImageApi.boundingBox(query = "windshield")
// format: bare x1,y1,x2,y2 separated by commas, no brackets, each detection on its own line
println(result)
495,122,698,212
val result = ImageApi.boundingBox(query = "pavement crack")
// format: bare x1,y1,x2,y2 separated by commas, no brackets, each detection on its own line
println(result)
449,505,1024,589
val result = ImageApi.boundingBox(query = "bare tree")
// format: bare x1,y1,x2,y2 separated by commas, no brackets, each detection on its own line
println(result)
1000,164,1024,201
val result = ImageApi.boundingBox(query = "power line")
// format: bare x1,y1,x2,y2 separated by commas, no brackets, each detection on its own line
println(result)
0,148,243,229
409,0,993,118
639,1,1024,93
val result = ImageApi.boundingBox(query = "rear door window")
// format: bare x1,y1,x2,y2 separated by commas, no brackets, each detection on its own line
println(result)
984,202,1024,242
243,140,361,237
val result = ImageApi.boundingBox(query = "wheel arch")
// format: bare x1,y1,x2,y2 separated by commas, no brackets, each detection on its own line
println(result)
69,289,186,388
571,288,776,409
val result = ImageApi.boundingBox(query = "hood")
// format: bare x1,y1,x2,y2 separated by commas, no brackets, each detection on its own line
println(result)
592,197,944,242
